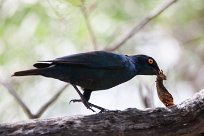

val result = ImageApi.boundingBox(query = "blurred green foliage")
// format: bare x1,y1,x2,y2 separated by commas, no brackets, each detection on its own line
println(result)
0,0,204,123
66,0,83,6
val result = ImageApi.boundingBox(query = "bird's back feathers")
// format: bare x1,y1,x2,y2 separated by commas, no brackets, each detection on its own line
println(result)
40,51,128,70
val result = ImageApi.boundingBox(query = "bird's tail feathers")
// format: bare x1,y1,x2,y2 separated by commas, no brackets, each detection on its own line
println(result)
33,62,52,68
12,69,41,76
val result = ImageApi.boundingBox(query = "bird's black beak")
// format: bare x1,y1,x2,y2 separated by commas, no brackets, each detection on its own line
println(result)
154,65,160,75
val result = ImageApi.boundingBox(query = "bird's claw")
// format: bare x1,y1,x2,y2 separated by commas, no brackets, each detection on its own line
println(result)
99,108,109,113
69,99,81,104
69,99,95,112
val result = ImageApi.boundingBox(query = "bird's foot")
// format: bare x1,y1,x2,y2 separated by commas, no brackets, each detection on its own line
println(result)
69,99,108,113
69,99,82,104
69,99,95,112
88,103,108,113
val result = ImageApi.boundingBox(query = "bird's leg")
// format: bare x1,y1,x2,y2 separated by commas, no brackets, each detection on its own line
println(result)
70,89,108,112
70,100,107,112
70,89,92,103
71,85,95,112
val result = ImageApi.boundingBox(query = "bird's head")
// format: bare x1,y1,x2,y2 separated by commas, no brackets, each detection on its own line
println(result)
132,55,160,75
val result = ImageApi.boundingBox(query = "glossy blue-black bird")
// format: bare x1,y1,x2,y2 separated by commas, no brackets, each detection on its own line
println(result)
13,51,160,111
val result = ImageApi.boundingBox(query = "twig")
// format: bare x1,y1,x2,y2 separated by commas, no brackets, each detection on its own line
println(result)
0,80,68,119
80,1,98,50
0,0,5,10
105,0,178,51
138,82,147,108
46,0,68,23
34,84,69,118
144,84,154,108
138,82,154,108
0,80,33,119
0,0,5,18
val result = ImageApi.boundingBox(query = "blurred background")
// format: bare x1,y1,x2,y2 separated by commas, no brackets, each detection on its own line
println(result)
0,0,204,123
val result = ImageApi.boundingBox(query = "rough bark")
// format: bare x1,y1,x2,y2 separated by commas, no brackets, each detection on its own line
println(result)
0,90,204,136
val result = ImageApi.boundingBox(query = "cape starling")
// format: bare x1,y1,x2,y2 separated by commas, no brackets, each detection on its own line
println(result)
13,51,160,111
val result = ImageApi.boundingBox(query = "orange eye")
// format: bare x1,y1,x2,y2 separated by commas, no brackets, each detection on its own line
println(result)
148,58,154,64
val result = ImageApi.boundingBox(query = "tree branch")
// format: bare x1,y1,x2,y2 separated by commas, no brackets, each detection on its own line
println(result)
0,80,68,119
80,2,98,50
0,80,34,119
1,89,204,136
33,84,69,118
0,0,5,11
105,0,178,51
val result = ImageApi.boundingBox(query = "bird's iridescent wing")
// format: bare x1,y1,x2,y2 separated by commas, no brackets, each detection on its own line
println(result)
38,51,128,70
